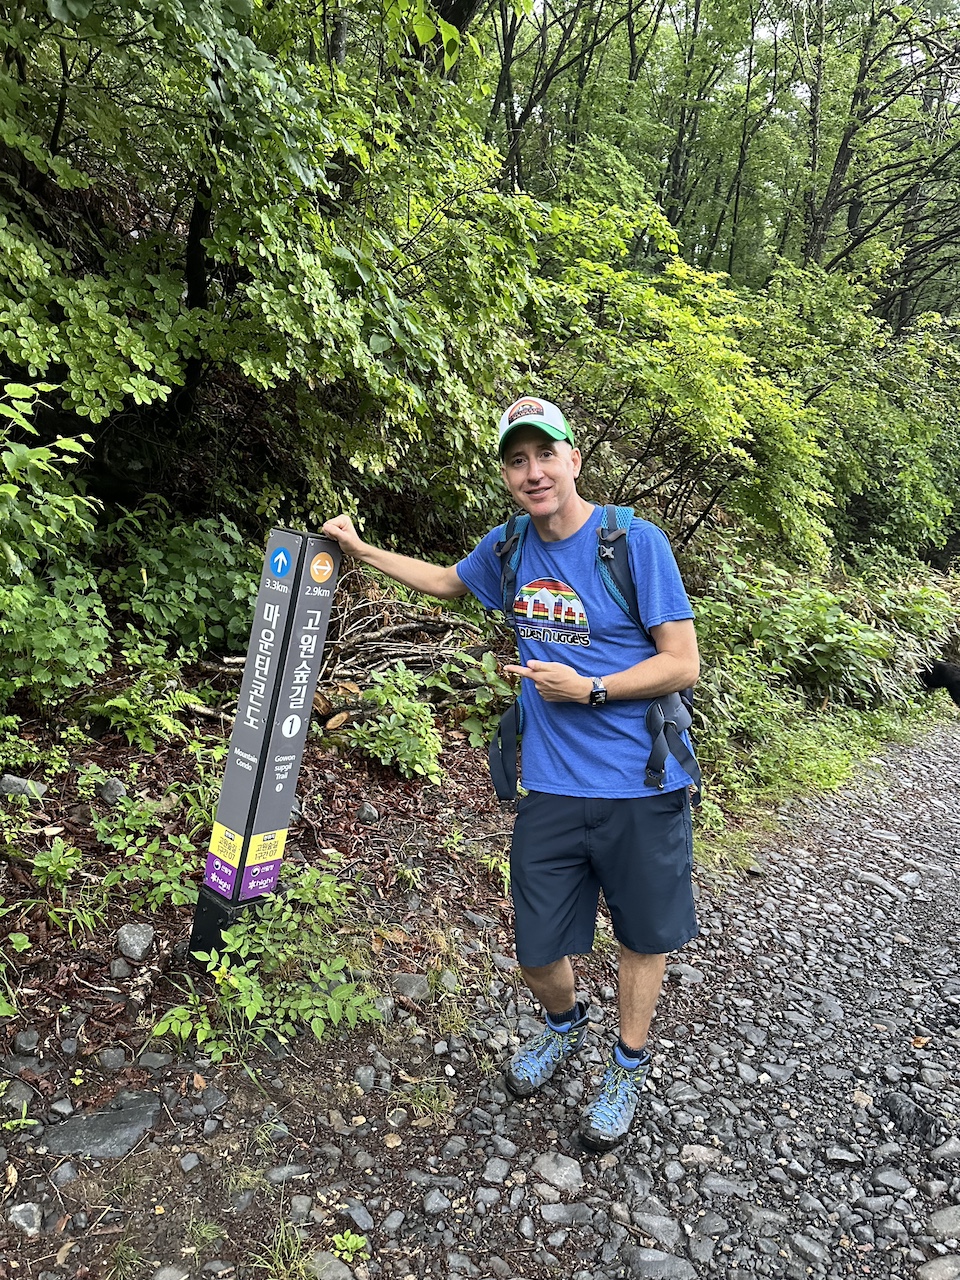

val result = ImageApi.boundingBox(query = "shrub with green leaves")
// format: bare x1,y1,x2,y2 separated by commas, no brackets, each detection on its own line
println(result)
100,507,261,652
0,383,110,706
85,671,208,752
154,864,379,1061
424,650,516,747
344,663,444,783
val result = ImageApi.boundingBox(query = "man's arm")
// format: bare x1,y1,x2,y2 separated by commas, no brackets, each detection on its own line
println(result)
321,514,468,600
504,620,699,703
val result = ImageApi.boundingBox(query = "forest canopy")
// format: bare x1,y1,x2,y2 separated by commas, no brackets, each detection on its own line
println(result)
1,0,960,576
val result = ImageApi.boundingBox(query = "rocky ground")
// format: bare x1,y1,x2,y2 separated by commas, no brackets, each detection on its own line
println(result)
2,719,960,1280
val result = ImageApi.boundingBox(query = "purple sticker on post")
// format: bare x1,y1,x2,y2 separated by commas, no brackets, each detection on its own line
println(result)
240,858,282,901
204,854,238,899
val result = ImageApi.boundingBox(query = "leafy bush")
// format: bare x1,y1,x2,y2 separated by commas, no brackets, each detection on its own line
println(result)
154,864,380,1061
0,383,111,706
100,507,261,652
424,650,516,747
343,663,444,783
94,794,199,909
85,671,207,752
695,550,956,710
689,549,958,813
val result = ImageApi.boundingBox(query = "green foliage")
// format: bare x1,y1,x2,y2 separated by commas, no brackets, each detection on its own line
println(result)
101,510,261,652
101,831,199,910
330,1231,369,1264
696,549,956,709
344,663,444,783
690,548,959,811
95,796,199,908
176,736,230,835
0,713,67,777
85,672,205,752
0,383,110,706
154,864,379,1061
424,650,515,747
32,838,83,891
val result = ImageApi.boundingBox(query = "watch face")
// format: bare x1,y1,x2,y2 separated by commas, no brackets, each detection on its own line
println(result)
590,680,607,706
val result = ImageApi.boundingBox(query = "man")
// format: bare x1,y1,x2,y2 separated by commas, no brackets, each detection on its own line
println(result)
322,395,700,1151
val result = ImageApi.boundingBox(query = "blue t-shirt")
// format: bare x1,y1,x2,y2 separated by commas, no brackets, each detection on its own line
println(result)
456,507,695,799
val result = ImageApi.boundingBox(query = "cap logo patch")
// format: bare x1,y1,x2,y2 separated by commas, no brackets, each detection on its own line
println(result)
508,398,544,425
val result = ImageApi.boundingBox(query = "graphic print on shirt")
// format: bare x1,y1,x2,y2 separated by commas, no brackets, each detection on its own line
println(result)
513,578,590,647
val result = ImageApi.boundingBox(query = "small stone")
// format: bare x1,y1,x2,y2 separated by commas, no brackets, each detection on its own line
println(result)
930,1206,960,1240
791,1233,831,1265
8,1202,43,1236
353,1065,376,1093
917,1259,960,1280
0,774,47,799
930,1137,960,1161
680,1144,721,1167
110,958,133,980
200,1086,228,1113
424,1189,451,1214
99,1047,125,1072
307,1255,353,1280
617,1246,697,1279
391,973,430,1002
344,1201,374,1231
153,1268,191,1280
94,777,127,806
356,802,379,824
825,1146,862,1165
13,1029,40,1054
1,1080,35,1113
117,923,154,962
180,1153,201,1173
138,1052,173,1070
51,1161,79,1187
532,1151,584,1193
482,1157,510,1184
266,1164,309,1184
289,1192,312,1223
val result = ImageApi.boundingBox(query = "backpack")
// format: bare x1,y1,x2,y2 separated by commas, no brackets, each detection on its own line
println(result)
489,504,701,804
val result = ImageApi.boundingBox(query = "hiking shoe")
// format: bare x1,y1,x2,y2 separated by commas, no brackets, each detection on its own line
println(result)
578,1052,650,1151
503,1004,590,1098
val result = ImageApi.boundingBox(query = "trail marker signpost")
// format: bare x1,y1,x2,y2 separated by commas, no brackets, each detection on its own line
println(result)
189,529,341,956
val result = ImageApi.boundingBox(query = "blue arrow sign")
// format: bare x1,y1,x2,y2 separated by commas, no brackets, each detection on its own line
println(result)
270,547,292,577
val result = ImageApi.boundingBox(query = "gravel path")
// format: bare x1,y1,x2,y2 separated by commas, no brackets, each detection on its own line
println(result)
4,721,960,1280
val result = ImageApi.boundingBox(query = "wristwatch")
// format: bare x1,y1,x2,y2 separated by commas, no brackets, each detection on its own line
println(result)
588,677,608,706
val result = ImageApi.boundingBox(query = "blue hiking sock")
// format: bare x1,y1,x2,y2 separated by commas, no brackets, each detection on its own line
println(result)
546,1004,579,1033
614,1038,651,1070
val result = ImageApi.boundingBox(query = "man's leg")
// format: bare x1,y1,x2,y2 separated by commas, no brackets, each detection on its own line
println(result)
504,794,597,1098
504,956,590,1098
577,945,664,1151
520,957,576,1017
617,947,666,1050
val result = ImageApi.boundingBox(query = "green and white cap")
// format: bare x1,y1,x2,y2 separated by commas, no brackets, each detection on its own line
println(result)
497,396,575,456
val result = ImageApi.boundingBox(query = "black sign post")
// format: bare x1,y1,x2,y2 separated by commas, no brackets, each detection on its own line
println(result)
189,529,341,957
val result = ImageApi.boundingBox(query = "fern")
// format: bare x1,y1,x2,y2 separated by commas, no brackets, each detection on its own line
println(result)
87,675,204,751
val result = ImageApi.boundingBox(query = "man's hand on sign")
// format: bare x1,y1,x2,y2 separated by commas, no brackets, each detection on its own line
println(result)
503,660,591,703
322,514,366,558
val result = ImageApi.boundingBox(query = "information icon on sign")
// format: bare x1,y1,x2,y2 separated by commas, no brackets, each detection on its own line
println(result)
281,714,302,738
270,547,292,577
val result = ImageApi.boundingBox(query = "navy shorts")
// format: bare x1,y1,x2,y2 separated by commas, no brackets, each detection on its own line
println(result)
510,788,698,968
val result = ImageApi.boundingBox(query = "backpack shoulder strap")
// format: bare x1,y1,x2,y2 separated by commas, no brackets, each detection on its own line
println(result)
495,510,529,622
596,504,649,638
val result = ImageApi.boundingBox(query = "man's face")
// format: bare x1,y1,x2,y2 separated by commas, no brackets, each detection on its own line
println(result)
500,426,582,520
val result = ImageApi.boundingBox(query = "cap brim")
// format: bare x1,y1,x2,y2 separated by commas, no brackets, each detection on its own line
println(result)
498,418,571,456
